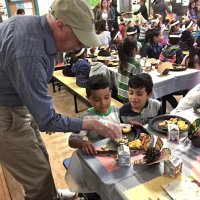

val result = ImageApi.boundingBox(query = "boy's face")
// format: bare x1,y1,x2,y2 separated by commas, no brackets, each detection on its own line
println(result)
87,87,111,114
128,87,151,112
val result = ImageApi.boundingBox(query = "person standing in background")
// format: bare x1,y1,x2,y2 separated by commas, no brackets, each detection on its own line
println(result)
133,0,148,21
0,0,122,200
96,0,113,31
110,0,122,40
151,0,172,21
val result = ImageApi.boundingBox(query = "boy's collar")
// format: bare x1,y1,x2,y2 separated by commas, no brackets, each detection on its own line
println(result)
88,105,112,116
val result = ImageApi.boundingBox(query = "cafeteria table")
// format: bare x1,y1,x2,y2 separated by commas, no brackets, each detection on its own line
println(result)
65,110,200,200
109,67,200,99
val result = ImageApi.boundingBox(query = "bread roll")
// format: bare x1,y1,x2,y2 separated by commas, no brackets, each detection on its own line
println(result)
122,127,132,134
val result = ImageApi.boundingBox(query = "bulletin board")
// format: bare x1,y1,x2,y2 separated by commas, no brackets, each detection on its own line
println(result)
7,0,37,16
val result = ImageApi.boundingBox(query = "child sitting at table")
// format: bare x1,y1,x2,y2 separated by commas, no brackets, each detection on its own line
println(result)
119,73,162,125
181,36,200,69
180,20,195,51
159,32,183,64
68,75,121,155
118,37,142,103
71,48,90,88
126,26,142,53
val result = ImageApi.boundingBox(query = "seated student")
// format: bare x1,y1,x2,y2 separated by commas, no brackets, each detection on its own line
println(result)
90,49,111,81
159,32,183,64
182,36,200,69
180,20,195,51
126,26,142,53
171,83,200,114
109,31,122,51
69,75,121,154
120,73,162,125
138,19,148,43
71,48,90,88
118,37,142,103
96,19,111,47
169,19,180,35
140,27,163,59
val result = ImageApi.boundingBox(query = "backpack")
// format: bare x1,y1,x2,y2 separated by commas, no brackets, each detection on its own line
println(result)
62,52,76,77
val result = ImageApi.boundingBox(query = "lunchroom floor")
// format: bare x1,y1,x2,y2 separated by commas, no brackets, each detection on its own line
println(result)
2,83,180,200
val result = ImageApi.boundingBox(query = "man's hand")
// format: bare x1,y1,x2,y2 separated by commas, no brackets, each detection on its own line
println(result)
81,141,97,155
82,119,122,139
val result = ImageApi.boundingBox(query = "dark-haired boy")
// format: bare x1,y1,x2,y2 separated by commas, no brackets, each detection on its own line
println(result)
119,73,162,125
69,75,120,155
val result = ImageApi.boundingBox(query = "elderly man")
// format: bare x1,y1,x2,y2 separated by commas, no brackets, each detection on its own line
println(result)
0,0,122,200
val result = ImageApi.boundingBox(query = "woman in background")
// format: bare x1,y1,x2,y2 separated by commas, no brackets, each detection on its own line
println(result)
134,0,148,21
96,0,113,31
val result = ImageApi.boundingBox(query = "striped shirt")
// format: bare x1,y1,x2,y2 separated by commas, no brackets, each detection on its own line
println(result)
118,59,142,103
0,15,82,132
71,58,90,88
69,105,120,143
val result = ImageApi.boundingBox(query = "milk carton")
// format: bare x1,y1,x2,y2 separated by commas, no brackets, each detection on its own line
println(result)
167,124,179,143
117,144,131,167
164,152,182,178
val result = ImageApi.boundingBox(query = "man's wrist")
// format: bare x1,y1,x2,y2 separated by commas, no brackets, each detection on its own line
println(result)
82,119,100,130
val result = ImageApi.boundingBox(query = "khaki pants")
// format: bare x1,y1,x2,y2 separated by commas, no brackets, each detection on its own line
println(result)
0,106,57,200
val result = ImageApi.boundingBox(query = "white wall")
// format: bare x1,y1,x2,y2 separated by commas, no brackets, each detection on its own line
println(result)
37,0,54,15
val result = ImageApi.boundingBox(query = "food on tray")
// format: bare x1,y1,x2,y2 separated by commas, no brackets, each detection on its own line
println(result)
128,139,142,148
114,137,129,144
122,127,132,134
177,120,188,131
158,118,188,131
144,147,161,163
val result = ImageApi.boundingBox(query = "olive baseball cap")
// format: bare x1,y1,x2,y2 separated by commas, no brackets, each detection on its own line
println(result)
50,0,101,47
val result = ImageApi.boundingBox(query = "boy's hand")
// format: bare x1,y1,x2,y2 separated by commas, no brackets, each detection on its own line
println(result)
129,121,143,127
81,141,97,155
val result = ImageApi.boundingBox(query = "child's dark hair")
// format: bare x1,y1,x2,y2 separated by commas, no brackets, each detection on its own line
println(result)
126,26,137,37
96,20,107,34
86,75,110,96
97,49,111,63
144,27,161,44
71,48,87,63
169,19,180,34
168,32,181,45
128,73,153,94
117,37,137,73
